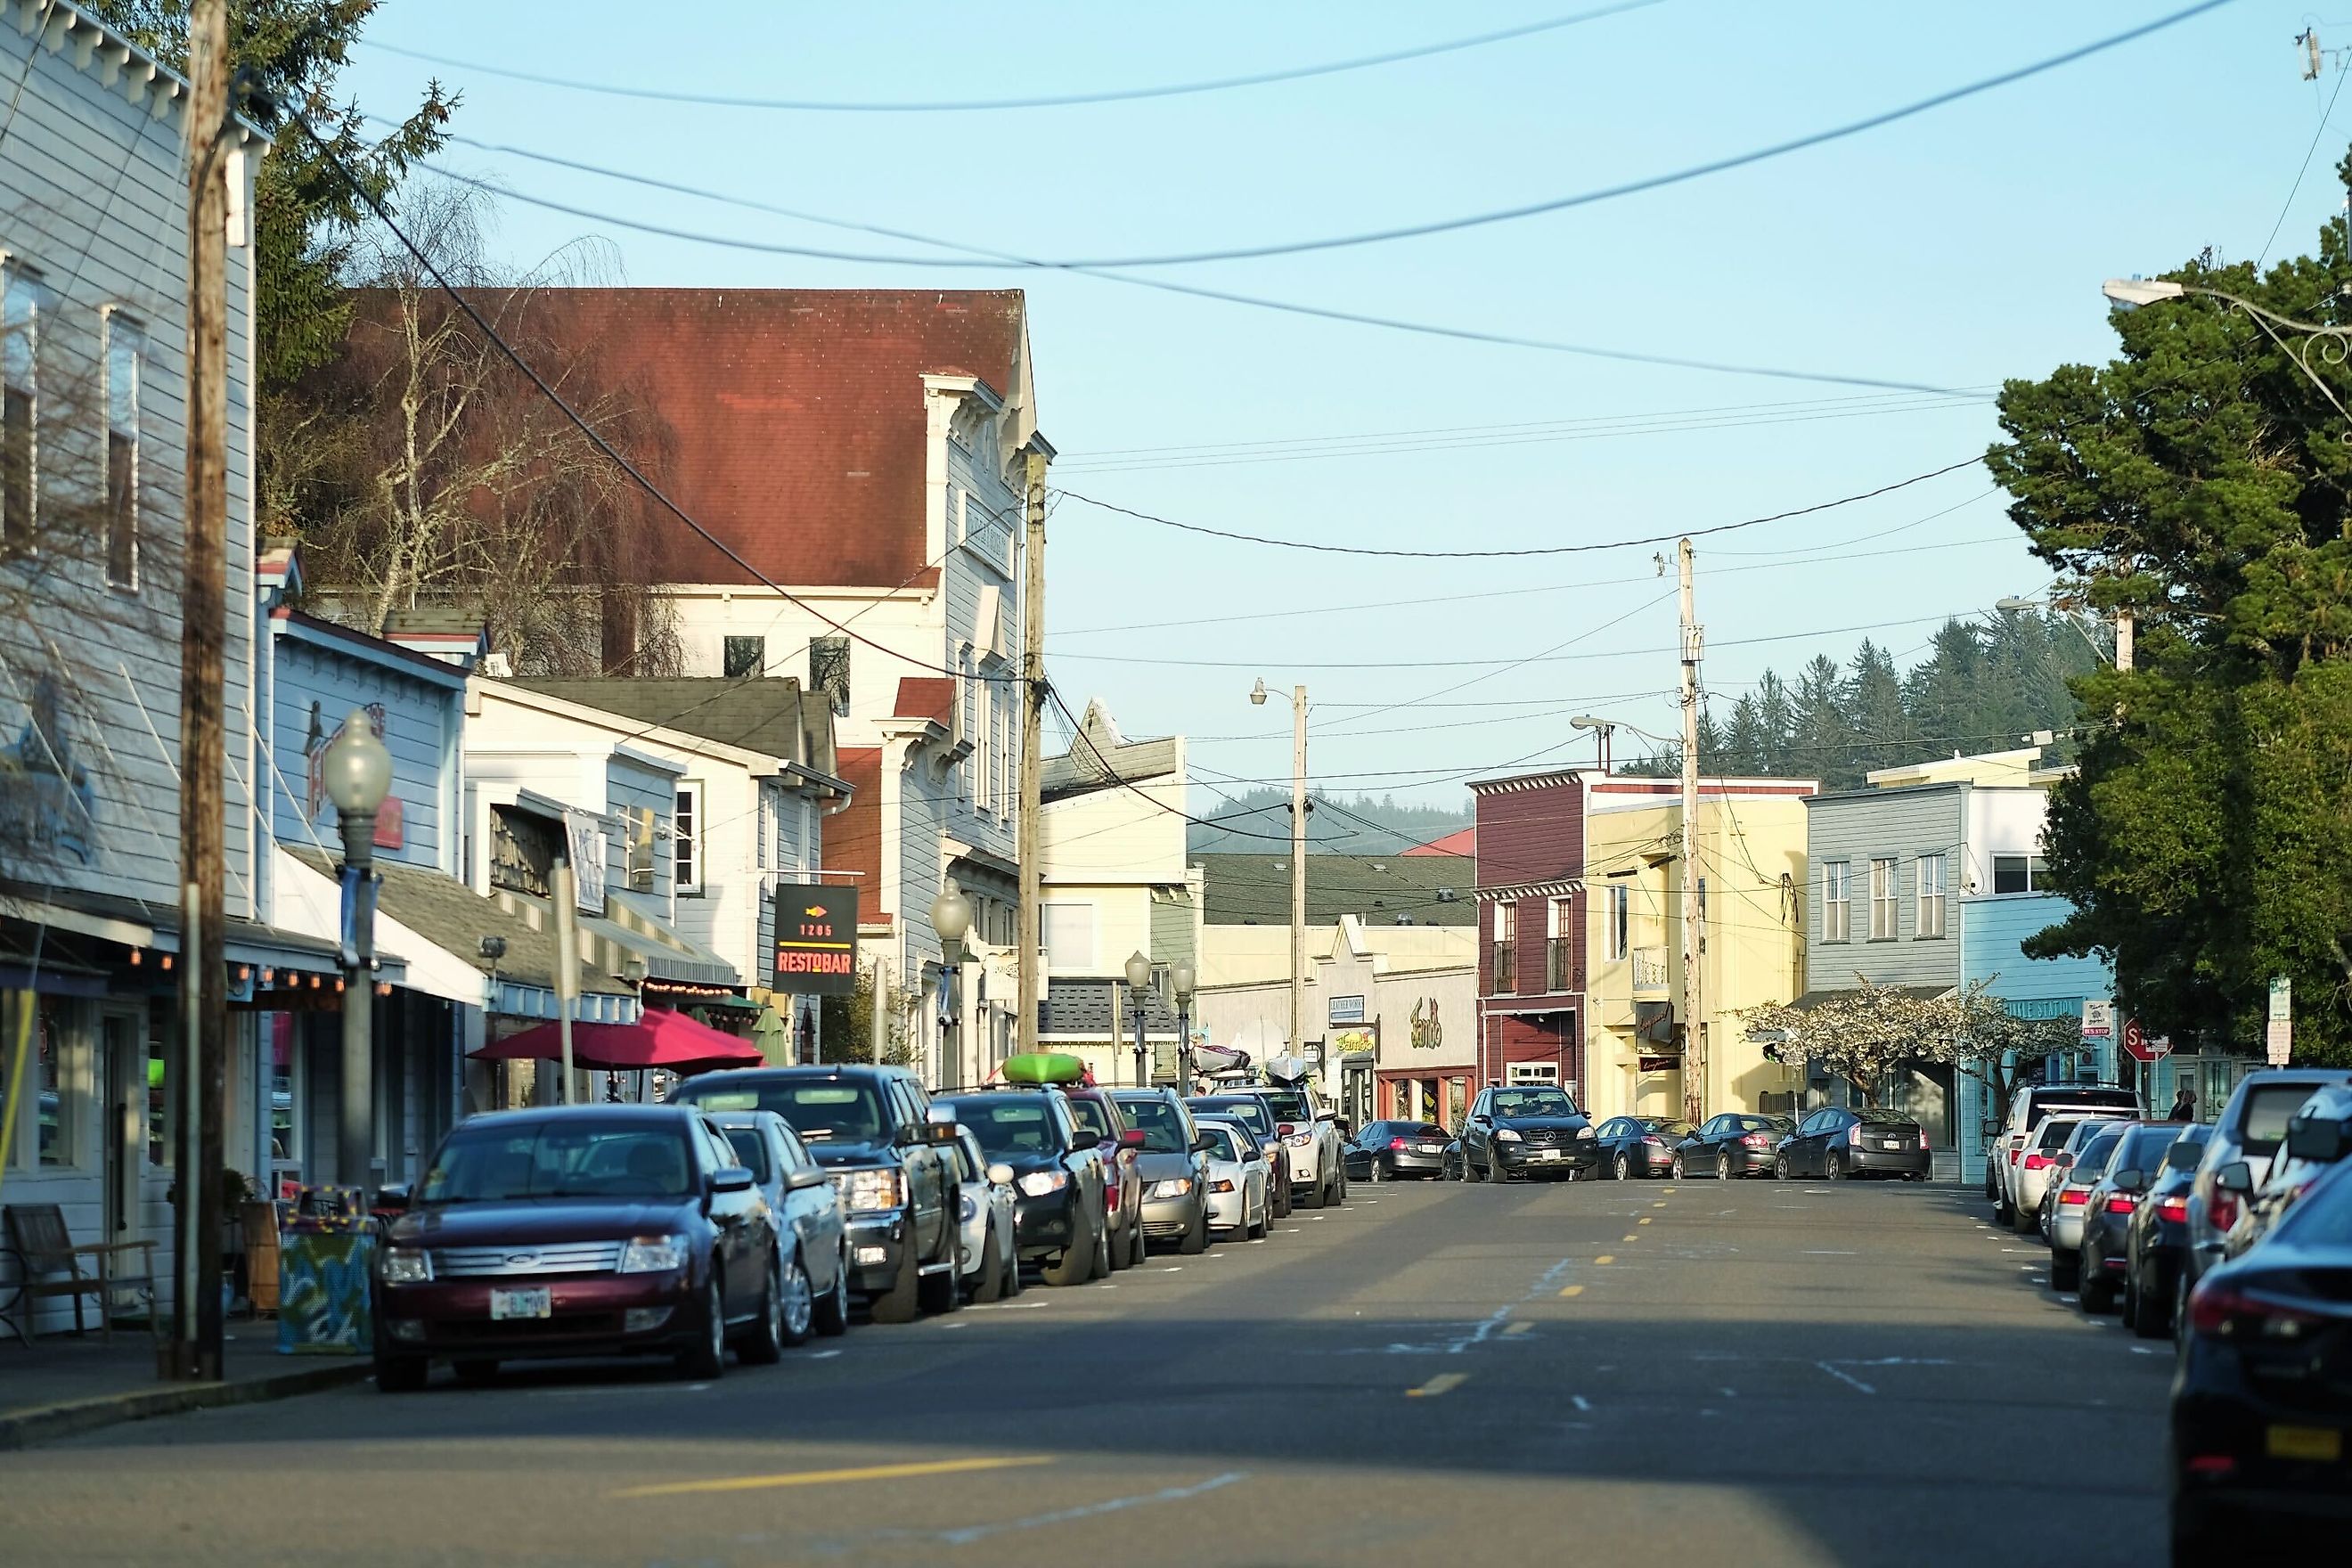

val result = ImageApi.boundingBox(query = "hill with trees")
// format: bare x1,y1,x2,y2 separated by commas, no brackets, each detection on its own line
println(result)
1187,789,1471,857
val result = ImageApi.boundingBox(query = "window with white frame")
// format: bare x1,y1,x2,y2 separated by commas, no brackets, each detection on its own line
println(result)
104,314,141,589
1490,902,1517,993
3,265,38,552
1546,896,1572,992
1868,856,1899,940
1992,853,2050,894
1507,1061,1558,1085
976,675,993,812
1915,852,1947,938
1041,902,1095,972
1822,861,1850,942
674,783,702,894
1605,882,1629,961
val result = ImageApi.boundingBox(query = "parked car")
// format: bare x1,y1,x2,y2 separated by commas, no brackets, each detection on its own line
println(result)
707,1109,851,1342
1198,1119,1272,1239
2168,1156,2352,1560
1774,1107,1928,1181
1061,1085,1150,1269
1342,1119,1450,1181
1188,1093,1294,1216
1458,1084,1598,1183
931,1090,1111,1289
944,1128,1021,1303
1439,1137,1465,1180
1250,1078,1349,1209
1108,1089,1216,1254
2012,1114,2116,1237
2229,1082,2352,1256
1991,1081,2144,1226
669,1066,963,1324
1670,1113,1793,1180
1594,1116,1692,1180
372,1106,780,1391
2072,1121,2189,1310
2040,1117,2130,1251
2122,1123,2212,1338
2184,1067,2352,1291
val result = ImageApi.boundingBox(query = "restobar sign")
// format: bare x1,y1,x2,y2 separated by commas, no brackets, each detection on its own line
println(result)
772,884,858,994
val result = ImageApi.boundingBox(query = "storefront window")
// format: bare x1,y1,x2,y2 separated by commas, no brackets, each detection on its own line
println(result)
147,1008,168,1166
37,995,75,1166
268,1013,299,1178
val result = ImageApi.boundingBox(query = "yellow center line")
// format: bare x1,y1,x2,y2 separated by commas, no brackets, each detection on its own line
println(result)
612,1455,1052,1499
1504,1321,1534,1336
1622,1233,1639,1242
1558,1284,1586,1297
1638,1217,1654,1225
1662,1187,1677,1194
1595,1254,1616,1266
1408,1373,1468,1398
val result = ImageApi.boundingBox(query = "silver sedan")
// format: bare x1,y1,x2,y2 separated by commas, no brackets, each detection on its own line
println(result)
1199,1119,1271,1240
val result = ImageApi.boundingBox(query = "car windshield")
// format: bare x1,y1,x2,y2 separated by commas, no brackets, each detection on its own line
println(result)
2073,1132,2124,1177
942,1098,1058,1157
1254,1087,1313,1121
2160,1126,2213,1172
2113,1124,2182,1173
1193,1099,1273,1138
1645,1119,1695,1137
1858,1110,1916,1126
679,1080,886,1145
2241,1082,2331,1152
720,1128,772,1183
1066,1098,1116,1143
1203,1123,1250,1161
1731,1115,1790,1132
421,1122,692,1203
2038,1119,2083,1149
1492,1090,1577,1119
1116,1098,1188,1154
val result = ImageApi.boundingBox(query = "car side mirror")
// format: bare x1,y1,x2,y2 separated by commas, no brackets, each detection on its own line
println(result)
787,1167,829,1191
1332,1117,1352,1137
709,1167,755,1194
2214,1160,2254,1196
2112,1168,2146,1194
2285,1118,2348,1164
1191,1132,1218,1154
920,1120,960,1146
1471,1114,1490,1125
1119,1128,1147,1148
986,1162,1015,1187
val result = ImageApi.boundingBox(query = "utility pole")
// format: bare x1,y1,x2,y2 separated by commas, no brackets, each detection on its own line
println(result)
170,0,231,1383
1677,538,1705,1128
1289,684,1309,1090
2113,608,2134,674
1016,447,1048,1054
870,955,892,1065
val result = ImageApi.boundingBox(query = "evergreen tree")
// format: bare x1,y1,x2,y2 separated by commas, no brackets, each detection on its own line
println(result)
1788,655,1850,779
1845,640,1912,779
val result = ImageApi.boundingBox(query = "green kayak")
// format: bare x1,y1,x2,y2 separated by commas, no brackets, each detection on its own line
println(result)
1001,1051,1088,1086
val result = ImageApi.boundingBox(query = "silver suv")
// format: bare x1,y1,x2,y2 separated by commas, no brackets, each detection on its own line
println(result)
1251,1078,1348,1210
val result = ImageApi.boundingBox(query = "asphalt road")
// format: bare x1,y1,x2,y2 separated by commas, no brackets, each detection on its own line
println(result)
0,1175,2173,1567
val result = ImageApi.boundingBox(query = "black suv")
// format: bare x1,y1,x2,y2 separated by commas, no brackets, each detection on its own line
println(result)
672,1066,960,1323
933,1090,1112,1287
1458,1084,1599,1182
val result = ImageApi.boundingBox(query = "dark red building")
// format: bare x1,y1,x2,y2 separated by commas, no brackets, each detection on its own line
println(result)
1470,767,1588,1096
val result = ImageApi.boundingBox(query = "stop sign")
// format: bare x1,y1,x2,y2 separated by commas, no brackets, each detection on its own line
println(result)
2122,1017,2170,1063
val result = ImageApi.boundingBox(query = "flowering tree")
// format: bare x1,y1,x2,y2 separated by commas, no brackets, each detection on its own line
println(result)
1948,982,2079,1122
1741,978,2080,1108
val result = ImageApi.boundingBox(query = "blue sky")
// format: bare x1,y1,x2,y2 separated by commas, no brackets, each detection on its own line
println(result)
342,1,2336,816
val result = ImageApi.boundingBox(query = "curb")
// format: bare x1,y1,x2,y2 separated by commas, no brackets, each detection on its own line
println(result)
0,1361,372,1451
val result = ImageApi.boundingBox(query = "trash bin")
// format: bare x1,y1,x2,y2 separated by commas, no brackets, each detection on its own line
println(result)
276,1186,375,1355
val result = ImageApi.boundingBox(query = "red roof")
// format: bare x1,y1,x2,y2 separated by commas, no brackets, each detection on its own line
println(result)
1403,827,1475,857
893,677,955,726
442,289,1027,590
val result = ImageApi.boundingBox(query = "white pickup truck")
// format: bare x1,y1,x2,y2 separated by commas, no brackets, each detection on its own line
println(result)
1251,1074,1348,1210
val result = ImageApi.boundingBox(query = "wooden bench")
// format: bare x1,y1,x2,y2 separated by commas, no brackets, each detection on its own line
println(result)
1,1203,159,1345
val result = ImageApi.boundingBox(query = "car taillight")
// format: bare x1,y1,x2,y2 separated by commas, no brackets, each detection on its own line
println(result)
2210,1192,2241,1233
1642,1135,1663,1147
1389,1137,1408,1149
2059,1189,2088,1206
2008,1147,2022,1165
2155,1196,2188,1223
1744,1133,1772,1148
2022,1152,2056,1171
1277,1123,1295,1137
2186,1280,2330,1341
1848,1123,1866,1147
2103,1193,2137,1214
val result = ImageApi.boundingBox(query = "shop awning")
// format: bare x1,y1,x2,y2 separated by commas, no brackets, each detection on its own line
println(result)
2,880,391,981
470,1008,764,1072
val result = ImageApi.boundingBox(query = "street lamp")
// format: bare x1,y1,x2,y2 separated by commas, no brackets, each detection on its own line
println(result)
930,883,972,1090
2102,275,2352,434
1172,960,1196,1090
1124,950,1153,1087
1249,676,1311,1098
1569,715,1617,772
320,708,390,1190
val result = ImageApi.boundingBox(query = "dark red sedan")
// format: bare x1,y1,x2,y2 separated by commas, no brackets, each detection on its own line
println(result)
372,1106,782,1390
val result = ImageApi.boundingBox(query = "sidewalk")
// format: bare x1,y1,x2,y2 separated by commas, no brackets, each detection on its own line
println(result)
0,1326,370,1450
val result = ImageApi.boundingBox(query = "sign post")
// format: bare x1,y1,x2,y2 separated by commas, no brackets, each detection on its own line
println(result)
2120,1017,2171,1065
2266,976,2292,1066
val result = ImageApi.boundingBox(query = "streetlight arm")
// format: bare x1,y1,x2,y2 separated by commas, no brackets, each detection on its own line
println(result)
2105,279,2352,437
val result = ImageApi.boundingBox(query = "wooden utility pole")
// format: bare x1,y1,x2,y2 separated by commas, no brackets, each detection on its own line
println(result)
1288,686,1308,1083
172,0,231,1381
1016,447,1048,1053
1677,538,1705,1128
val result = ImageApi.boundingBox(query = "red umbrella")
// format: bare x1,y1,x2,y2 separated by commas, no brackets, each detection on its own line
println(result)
470,1008,767,1074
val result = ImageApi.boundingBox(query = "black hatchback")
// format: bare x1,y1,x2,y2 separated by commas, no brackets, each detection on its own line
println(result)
1776,1107,1931,1181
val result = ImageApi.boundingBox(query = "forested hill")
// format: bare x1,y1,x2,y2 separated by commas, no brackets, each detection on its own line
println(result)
1622,611,2100,791
1187,789,1471,856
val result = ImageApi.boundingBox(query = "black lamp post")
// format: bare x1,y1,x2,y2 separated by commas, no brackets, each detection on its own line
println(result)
1172,960,1196,1090
320,708,390,1190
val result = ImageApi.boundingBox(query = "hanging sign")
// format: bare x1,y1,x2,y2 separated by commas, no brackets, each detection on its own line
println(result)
772,884,859,995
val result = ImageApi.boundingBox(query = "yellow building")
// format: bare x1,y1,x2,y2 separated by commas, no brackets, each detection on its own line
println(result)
1581,779,1816,1123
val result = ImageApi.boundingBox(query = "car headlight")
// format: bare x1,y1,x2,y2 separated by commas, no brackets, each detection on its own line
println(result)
1283,1131,1313,1148
1017,1170,1069,1198
957,1193,978,1222
617,1234,687,1273
1211,1179,1236,1194
1576,1125,1597,1139
842,1168,905,1213
380,1246,431,1283
1494,1127,1523,1142
1149,1178,1194,1198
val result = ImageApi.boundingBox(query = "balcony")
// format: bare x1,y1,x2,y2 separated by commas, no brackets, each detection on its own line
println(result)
1631,946,1670,999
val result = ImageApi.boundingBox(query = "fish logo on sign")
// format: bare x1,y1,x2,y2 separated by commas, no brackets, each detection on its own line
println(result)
804,905,828,919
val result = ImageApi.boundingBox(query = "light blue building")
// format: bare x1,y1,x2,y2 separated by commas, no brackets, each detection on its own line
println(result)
1957,890,2118,1170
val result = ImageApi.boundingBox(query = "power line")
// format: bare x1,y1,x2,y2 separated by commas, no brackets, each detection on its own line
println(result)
363,3,1662,113
1052,454,1989,559
292,115,1019,690
407,3,2223,270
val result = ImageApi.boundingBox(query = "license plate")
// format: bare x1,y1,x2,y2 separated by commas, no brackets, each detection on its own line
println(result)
489,1286,551,1320
1417,1144,1444,1153
1538,1148,1562,1161
2266,1425,2342,1462
1883,1141,1904,1150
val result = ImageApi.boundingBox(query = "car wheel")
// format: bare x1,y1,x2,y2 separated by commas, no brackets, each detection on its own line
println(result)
1127,1207,1147,1268
1488,1150,1510,1185
450,1359,498,1388
1041,1212,1092,1286
1613,1151,1631,1181
2169,1496,2234,1567
976,1216,1008,1303
1248,1188,1269,1239
1671,1154,1686,1180
2128,1266,2168,1339
870,1235,924,1323
374,1354,429,1393
2051,1251,2080,1293
1823,1151,1844,1181
1180,1201,1209,1255
1719,1151,1735,1181
1297,1169,1325,1207
1091,1206,1115,1278
2081,1264,2114,1315
2171,1270,2192,1344
740,1254,786,1365
1774,1153,1792,1180
678,1273,726,1379
920,1241,965,1315
813,1245,851,1337
1369,1157,1386,1184
1995,1192,2013,1224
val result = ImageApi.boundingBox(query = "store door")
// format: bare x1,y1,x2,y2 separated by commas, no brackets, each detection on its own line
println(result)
98,1010,142,1240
